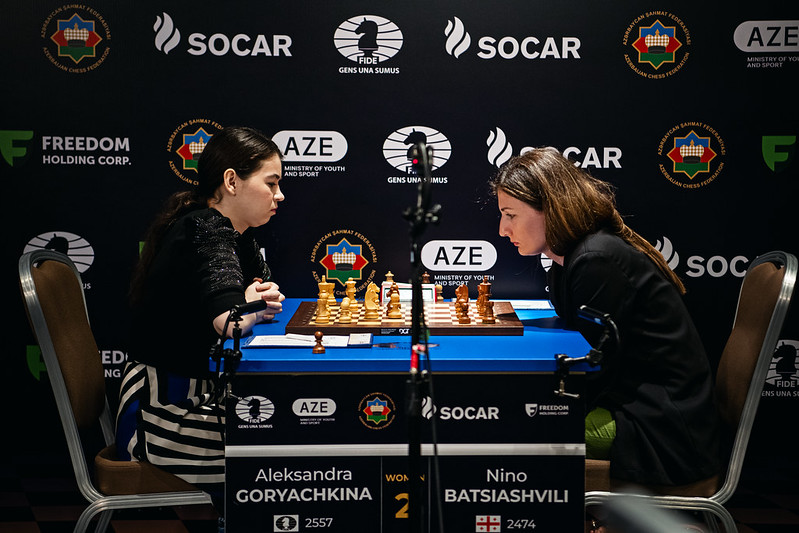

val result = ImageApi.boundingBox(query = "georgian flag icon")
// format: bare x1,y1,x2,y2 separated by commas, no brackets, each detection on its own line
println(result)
476,515,501,532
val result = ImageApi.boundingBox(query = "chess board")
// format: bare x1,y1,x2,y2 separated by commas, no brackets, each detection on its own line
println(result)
285,301,524,336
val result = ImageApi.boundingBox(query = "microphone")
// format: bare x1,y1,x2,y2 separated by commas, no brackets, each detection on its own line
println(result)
232,299,268,316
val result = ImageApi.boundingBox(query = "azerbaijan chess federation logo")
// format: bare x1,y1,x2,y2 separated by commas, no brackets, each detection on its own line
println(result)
311,229,378,293
41,5,111,73
658,123,726,189
358,392,396,429
622,12,690,79
166,119,224,185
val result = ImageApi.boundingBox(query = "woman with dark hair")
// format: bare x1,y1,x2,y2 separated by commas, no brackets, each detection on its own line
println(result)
116,126,285,512
491,147,720,490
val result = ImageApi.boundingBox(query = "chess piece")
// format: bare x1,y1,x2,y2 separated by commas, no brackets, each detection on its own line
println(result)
455,283,469,303
385,271,394,283
345,278,359,314
319,276,336,306
482,300,496,324
387,284,402,319
422,272,431,284
477,276,492,317
316,287,330,324
339,297,352,324
312,331,326,354
457,296,470,324
435,284,444,302
364,282,380,321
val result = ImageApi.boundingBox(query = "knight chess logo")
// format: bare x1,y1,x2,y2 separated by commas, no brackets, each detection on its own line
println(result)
334,15,403,74
764,340,799,396
273,515,299,532
622,12,690,79
23,231,95,274
235,395,275,426
657,122,726,188
310,229,378,293
166,119,224,185
358,392,396,429
383,126,452,176
41,5,111,73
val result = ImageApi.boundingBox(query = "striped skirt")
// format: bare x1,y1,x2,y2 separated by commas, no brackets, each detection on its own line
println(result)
115,361,225,490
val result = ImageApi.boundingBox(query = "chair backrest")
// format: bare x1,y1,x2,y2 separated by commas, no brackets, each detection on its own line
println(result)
19,250,112,498
714,251,796,502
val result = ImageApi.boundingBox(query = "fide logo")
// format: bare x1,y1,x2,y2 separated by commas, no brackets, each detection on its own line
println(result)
383,126,452,173
274,515,299,532
235,396,275,424
41,5,111,73
622,12,691,79
333,15,403,65
166,119,224,186
23,231,95,273
765,340,799,390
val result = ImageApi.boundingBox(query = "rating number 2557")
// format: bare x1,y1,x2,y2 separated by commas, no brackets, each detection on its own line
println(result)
306,518,333,528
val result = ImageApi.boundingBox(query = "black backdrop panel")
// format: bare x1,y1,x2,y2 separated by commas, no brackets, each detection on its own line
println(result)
4,0,798,471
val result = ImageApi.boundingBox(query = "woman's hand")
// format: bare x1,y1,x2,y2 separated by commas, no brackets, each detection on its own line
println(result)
250,279,285,321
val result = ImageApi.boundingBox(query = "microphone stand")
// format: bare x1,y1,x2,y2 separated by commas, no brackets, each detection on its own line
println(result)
402,142,441,533
553,305,619,399
211,305,262,441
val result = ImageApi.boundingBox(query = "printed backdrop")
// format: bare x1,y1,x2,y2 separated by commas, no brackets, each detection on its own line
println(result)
3,1,798,472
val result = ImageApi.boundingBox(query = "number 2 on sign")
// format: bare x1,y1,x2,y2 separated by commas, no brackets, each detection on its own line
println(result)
395,493,409,518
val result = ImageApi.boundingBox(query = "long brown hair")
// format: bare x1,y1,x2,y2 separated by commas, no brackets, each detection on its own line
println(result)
130,126,281,303
491,147,685,294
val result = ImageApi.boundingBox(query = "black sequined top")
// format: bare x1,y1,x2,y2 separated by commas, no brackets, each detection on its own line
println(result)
128,208,271,377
